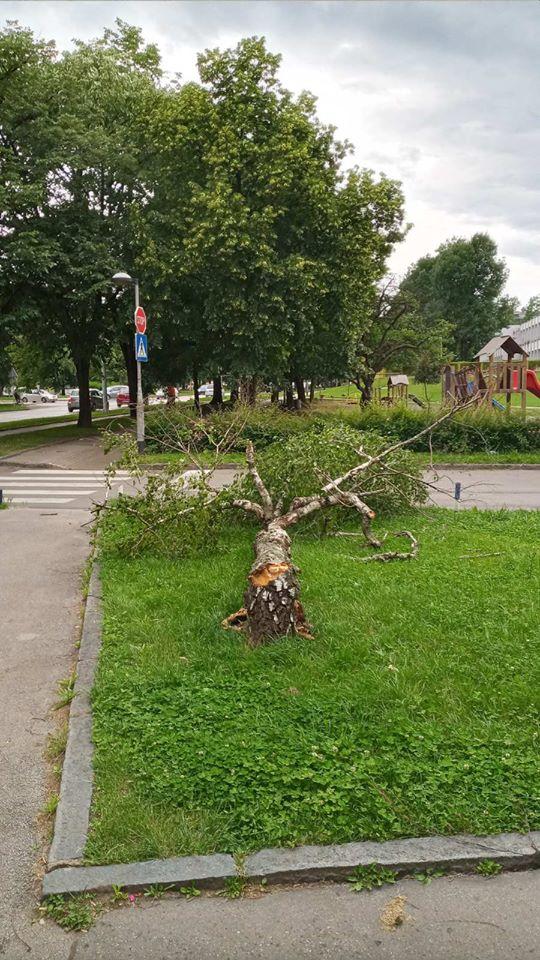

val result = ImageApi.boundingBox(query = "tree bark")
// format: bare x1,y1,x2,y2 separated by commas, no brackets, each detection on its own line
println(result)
270,386,280,404
309,380,316,403
295,377,306,405
230,380,239,404
243,525,311,647
285,383,294,408
212,375,223,406
193,367,200,411
354,375,375,404
121,339,138,418
75,356,92,428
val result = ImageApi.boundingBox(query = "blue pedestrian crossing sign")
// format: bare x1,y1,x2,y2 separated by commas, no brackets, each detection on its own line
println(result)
135,333,148,362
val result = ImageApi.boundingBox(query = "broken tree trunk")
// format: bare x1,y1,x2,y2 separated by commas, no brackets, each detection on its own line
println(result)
244,525,311,647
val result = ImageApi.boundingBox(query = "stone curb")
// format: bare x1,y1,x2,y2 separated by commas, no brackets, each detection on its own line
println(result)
43,854,236,896
48,564,102,868
43,832,539,898
44,557,540,898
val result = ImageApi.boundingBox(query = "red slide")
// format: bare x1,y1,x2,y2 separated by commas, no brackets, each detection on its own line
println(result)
512,368,540,398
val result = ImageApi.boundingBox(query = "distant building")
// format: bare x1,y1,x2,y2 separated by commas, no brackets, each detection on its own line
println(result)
500,318,540,360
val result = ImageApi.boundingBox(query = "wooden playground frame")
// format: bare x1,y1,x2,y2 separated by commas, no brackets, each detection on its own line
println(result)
442,357,529,415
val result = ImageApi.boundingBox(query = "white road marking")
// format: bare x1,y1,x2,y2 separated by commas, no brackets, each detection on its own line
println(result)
0,467,131,506
6,497,74,504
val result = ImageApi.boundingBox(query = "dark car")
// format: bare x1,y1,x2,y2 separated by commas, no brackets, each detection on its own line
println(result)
67,389,104,413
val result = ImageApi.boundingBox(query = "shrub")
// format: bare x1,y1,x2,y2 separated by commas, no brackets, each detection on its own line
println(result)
229,422,426,524
143,402,540,457
319,406,540,454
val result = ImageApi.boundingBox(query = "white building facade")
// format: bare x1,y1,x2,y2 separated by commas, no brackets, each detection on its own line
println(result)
501,319,540,359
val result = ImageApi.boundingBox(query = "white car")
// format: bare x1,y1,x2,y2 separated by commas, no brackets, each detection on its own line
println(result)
39,389,57,402
197,383,214,398
20,390,49,404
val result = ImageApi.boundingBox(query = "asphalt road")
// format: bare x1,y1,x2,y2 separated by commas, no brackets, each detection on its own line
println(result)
425,467,540,510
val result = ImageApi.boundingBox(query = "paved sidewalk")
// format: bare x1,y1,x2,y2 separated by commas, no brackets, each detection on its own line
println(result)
0,508,90,959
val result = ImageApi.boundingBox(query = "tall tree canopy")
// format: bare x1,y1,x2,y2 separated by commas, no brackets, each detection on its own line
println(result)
139,37,405,396
0,20,162,424
402,233,507,359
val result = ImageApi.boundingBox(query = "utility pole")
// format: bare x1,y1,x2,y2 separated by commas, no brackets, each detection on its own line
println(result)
112,271,147,454
133,279,145,454
101,361,109,413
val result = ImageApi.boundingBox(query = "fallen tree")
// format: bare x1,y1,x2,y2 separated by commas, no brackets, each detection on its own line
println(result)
104,396,478,647
222,398,477,646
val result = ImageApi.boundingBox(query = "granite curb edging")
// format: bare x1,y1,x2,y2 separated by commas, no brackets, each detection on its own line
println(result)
48,563,102,868
44,558,540,898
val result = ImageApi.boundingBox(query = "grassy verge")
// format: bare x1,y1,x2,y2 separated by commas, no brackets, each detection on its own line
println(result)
139,450,246,467
0,419,128,459
87,509,539,864
0,409,128,433
414,451,540,466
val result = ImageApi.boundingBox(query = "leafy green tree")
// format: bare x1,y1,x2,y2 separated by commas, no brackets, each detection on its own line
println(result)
352,277,451,402
402,233,507,359
0,21,161,425
8,337,75,393
141,37,405,400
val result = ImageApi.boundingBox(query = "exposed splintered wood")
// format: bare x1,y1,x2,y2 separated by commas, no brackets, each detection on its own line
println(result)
243,526,312,647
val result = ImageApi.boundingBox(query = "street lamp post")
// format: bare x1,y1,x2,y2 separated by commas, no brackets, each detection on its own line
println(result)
112,271,145,454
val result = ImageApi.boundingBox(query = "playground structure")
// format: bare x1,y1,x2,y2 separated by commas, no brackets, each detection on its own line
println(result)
374,374,425,408
441,335,539,416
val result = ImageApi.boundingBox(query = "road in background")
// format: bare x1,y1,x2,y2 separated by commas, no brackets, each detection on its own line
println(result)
426,467,540,510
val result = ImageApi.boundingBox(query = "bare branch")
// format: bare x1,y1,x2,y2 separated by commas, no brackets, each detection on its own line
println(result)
245,440,275,521
232,498,265,521
349,530,419,563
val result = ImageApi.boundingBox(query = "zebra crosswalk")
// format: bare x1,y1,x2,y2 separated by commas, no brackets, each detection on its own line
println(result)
0,469,132,507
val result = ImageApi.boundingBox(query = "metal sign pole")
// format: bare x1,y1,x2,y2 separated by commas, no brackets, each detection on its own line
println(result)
134,280,145,454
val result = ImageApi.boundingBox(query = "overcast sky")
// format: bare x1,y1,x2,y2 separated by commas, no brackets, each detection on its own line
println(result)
3,0,539,302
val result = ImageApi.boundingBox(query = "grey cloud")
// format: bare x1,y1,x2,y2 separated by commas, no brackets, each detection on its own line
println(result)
2,0,539,298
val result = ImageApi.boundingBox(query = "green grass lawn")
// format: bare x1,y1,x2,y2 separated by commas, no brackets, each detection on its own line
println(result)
87,509,540,865
0,408,128,433
0,417,129,458
319,380,540,414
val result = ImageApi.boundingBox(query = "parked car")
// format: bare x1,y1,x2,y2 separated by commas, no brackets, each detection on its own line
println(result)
67,389,104,412
107,384,129,399
116,390,133,408
20,390,48,404
197,382,214,398
38,389,58,402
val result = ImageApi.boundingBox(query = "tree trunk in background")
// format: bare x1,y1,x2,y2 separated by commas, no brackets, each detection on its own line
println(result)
230,380,239,404
239,377,257,405
121,339,138,419
270,386,280,404
212,375,223,405
193,367,200,411
309,380,316,403
359,378,374,404
295,378,306,405
285,384,294,408
243,526,310,647
75,356,92,428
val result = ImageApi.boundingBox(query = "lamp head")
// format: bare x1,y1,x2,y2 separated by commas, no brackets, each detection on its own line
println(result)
112,271,133,286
